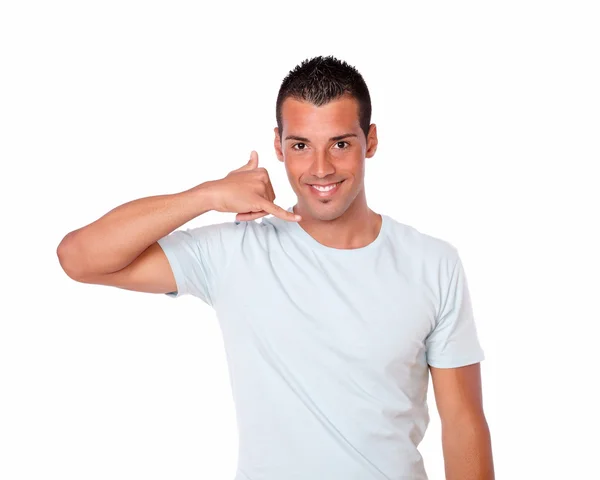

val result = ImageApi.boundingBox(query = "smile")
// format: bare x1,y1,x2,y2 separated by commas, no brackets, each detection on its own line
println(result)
307,180,344,197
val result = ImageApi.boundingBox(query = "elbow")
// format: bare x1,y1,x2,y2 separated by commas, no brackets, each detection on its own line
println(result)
57,231,86,281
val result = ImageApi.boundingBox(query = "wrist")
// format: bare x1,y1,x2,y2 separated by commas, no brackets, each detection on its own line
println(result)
185,180,220,214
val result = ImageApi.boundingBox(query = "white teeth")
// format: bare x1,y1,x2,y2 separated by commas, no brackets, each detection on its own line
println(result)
314,185,335,191
311,182,340,192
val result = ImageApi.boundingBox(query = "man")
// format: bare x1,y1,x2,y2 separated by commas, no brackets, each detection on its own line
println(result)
57,55,494,479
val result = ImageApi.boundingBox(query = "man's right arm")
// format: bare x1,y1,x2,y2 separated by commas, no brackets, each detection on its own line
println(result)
56,181,217,294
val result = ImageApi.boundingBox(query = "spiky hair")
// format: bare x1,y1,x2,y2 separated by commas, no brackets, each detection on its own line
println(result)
276,55,372,141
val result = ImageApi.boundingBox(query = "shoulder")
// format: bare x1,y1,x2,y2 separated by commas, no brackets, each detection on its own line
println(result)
165,218,260,253
255,215,291,237
179,215,291,248
187,217,257,238
202,217,283,250
383,215,458,266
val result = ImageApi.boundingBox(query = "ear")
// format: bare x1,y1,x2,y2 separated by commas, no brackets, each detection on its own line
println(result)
365,124,378,158
274,127,284,162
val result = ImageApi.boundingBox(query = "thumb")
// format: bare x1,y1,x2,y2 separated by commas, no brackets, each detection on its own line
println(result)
248,150,259,169
239,150,259,171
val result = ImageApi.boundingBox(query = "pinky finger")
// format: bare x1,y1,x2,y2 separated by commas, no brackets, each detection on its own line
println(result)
235,210,268,222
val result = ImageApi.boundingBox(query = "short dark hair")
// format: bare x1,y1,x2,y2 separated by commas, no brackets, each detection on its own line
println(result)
276,55,372,141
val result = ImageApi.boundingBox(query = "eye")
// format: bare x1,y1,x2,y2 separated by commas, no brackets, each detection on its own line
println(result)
335,141,349,149
292,143,307,150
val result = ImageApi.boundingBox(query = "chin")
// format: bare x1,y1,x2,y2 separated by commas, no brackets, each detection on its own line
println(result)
299,198,350,222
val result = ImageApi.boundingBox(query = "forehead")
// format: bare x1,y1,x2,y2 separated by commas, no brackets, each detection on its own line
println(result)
280,95,361,136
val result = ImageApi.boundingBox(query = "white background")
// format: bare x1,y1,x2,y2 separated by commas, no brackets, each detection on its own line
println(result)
1,1,599,478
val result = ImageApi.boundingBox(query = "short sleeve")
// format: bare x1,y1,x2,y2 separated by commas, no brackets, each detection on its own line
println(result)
425,249,485,368
156,220,246,307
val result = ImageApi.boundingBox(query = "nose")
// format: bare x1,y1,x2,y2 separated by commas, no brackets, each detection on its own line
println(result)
308,151,336,179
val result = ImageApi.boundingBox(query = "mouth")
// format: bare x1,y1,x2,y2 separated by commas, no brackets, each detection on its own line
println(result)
306,180,345,198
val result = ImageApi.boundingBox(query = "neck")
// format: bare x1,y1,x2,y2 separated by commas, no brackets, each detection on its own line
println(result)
293,194,382,250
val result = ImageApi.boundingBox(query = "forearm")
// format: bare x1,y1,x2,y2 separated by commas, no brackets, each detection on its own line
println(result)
441,415,495,480
57,182,216,277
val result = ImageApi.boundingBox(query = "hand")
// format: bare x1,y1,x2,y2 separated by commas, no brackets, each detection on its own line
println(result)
207,151,302,222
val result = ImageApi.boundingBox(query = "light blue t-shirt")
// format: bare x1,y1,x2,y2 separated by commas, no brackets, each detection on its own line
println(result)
157,207,485,480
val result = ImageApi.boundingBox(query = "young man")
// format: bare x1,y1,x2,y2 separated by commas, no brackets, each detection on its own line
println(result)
57,55,494,480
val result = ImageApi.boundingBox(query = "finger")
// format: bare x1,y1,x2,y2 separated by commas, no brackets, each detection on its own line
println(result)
264,177,276,203
236,150,259,172
250,150,259,168
236,211,267,222
259,200,302,222
236,210,269,222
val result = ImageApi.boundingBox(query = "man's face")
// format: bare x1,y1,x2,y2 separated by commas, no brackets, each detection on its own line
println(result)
274,95,378,222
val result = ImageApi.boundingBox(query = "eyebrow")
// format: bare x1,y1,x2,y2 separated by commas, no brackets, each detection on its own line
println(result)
284,133,358,142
